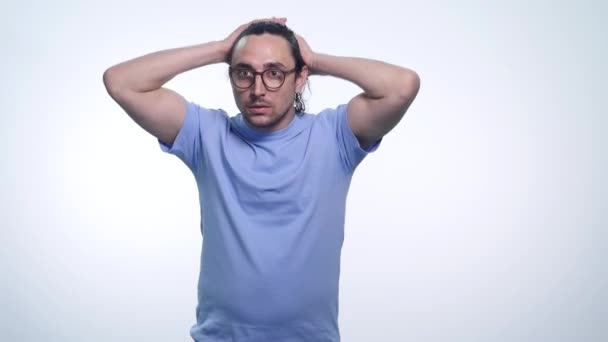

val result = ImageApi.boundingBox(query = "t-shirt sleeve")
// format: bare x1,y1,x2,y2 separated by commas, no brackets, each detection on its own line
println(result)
332,103,382,173
158,101,226,172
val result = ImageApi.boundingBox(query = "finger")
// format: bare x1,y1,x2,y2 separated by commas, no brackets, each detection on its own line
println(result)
247,17,287,27
268,17,287,24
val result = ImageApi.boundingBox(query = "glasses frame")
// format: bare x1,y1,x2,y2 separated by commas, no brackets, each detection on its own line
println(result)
229,66,297,90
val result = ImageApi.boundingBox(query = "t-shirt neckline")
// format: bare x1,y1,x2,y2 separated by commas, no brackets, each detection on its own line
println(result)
234,112,307,141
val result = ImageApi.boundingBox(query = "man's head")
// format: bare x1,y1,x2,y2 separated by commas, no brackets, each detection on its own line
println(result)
227,21,309,132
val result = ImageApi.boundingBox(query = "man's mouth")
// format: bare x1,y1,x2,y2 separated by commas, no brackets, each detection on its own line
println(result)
247,104,270,114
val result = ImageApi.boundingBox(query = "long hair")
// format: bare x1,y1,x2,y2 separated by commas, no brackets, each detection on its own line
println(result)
227,21,308,114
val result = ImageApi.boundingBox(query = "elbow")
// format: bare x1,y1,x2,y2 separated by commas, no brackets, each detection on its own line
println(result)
383,69,420,112
103,67,126,99
103,67,117,95
398,69,420,102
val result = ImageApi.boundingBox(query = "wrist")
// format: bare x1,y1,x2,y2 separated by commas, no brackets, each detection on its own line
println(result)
217,40,232,63
205,40,231,64
308,53,330,76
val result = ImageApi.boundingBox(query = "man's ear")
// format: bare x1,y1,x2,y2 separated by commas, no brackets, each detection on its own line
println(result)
295,65,309,92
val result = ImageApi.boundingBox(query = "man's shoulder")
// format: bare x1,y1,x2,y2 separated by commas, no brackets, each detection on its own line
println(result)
186,101,232,128
188,101,230,117
307,104,348,126
312,104,347,118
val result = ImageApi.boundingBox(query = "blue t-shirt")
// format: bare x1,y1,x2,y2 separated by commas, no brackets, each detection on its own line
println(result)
160,102,380,342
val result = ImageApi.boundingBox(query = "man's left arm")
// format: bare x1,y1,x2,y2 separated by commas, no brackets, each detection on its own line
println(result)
298,37,420,149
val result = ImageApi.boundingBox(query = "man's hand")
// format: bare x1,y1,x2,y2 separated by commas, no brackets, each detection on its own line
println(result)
295,35,319,74
222,17,288,63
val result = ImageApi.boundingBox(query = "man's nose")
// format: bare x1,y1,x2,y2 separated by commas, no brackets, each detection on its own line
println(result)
251,74,266,96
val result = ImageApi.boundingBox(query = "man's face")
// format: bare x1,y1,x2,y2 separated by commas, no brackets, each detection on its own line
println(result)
230,33,308,132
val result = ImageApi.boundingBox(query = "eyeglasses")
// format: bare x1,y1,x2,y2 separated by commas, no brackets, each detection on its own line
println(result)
229,67,297,90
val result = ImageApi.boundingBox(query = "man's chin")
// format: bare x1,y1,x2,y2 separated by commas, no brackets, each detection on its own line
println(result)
244,114,277,130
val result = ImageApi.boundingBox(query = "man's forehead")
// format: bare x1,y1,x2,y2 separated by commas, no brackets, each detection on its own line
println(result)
232,34,293,67
233,61,289,69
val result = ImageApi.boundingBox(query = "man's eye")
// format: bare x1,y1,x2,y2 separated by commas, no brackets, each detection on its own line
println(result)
236,70,252,78
267,70,283,79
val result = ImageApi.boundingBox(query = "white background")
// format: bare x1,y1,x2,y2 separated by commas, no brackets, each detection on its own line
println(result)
1,0,606,341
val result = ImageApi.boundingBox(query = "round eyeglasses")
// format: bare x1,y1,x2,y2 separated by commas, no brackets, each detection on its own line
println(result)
229,67,297,90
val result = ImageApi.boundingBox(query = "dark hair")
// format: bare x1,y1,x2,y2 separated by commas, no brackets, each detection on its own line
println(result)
227,21,308,113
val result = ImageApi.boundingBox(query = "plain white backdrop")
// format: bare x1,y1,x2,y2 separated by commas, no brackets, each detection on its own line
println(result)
1,0,606,341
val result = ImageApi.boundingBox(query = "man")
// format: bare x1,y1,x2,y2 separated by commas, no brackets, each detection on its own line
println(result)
103,17,419,342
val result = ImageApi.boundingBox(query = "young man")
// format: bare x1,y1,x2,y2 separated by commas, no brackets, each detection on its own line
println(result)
103,17,419,342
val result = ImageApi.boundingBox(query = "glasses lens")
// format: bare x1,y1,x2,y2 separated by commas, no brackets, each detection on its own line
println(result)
231,69,253,88
263,70,285,89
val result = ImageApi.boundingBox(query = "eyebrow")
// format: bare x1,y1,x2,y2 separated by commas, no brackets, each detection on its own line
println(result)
263,62,288,69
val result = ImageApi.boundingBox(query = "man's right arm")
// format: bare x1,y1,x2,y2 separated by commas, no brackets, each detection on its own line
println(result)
102,41,228,146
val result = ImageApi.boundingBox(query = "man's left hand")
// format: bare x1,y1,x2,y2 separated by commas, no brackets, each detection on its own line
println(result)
295,35,318,75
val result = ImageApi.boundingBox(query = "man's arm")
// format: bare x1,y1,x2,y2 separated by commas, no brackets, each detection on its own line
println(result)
102,18,287,146
297,37,420,149
102,42,226,146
